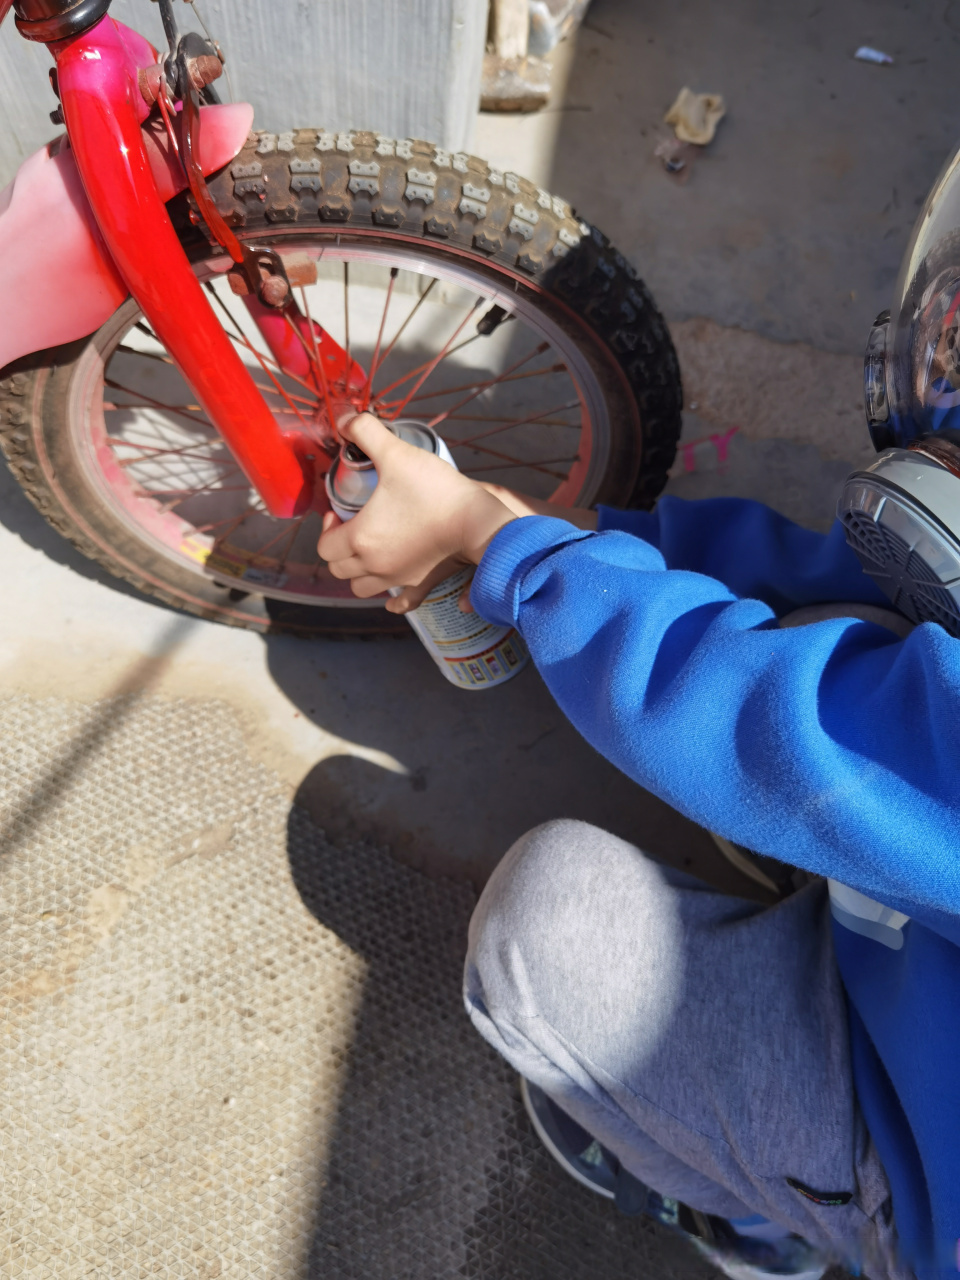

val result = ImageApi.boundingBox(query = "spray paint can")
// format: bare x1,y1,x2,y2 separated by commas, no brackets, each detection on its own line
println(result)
325,421,530,690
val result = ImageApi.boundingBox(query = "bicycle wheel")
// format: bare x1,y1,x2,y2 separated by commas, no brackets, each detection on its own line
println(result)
0,127,682,635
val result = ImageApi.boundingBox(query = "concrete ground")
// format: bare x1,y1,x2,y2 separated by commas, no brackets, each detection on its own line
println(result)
2,0,955,1275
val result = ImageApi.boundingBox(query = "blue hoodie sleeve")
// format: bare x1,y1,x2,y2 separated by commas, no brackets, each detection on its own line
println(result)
470,512,960,928
596,495,889,612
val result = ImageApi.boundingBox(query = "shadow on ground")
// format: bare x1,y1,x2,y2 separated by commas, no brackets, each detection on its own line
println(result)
285,796,718,1280
265,627,755,893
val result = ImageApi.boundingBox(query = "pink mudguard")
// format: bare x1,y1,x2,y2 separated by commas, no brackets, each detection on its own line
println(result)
0,101,253,371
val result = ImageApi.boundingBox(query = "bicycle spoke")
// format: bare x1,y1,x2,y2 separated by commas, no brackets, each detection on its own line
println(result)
192,509,257,537
223,325,324,405
248,351,312,426
114,343,307,410
425,342,551,429
251,381,321,408
209,508,258,543
278,516,309,570
142,478,249,513
203,298,312,427
139,476,244,500
204,283,279,363
363,267,398,406
298,287,339,431
282,308,323,387
451,400,580,448
343,262,351,365
382,362,565,408
448,436,577,477
281,305,344,421
109,441,235,468
106,402,203,413
371,277,437,388
107,438,214,452
382,300,484,418
459,449,578,480
104,379,217,431
118,456,235,470
205,282,323,405
444,414,579,427
247,520,297,558
252,513,306,562
372,332,484,402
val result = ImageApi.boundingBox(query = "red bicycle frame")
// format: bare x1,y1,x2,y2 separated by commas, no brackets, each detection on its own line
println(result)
7,1,341,519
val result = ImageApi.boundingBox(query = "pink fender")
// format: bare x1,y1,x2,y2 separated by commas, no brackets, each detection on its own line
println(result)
0,101,254,371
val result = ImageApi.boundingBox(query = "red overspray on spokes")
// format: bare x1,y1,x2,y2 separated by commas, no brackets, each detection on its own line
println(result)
241,294,367,455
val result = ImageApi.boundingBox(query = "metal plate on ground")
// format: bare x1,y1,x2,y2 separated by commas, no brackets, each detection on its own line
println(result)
0,692,712,1279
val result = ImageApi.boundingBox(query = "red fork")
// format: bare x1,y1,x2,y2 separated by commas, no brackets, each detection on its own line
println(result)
52,15,314,518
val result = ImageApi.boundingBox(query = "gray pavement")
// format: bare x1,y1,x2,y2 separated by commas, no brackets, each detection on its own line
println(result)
2,1,953,1275
545,0,958,355
0,686,717,1280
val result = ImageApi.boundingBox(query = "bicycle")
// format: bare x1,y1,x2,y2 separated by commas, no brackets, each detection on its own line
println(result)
0,0,682,636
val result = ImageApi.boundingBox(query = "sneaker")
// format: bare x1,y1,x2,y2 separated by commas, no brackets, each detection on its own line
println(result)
708,832,815,900
692,1224,829,1280
520,1074,619,1199
520,1077,828,1280
521,1076,692,1219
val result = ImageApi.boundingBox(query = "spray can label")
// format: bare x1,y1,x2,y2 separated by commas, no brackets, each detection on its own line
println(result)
402,567,530,690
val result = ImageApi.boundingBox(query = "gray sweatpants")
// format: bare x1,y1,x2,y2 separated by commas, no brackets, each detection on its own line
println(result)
464,820,909,1280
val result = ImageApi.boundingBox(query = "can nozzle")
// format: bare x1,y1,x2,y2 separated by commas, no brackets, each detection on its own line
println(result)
342,441,371,466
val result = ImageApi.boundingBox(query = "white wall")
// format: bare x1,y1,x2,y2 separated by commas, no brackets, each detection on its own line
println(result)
0,0,488,187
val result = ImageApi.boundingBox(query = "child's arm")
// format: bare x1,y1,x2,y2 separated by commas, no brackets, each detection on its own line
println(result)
596,496,889,613
471,513,960,935
481,483,889,615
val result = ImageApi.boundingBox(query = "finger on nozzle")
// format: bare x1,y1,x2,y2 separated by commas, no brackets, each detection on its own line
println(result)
338,411,393,465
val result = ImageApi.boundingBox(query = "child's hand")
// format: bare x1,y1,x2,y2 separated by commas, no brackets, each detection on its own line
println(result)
476,482,599,530
317,414,516,613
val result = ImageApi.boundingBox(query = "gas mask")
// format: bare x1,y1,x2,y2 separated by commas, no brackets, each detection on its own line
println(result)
837,146,960,636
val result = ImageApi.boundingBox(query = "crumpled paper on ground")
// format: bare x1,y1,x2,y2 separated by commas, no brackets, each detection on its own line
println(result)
664,87,726,145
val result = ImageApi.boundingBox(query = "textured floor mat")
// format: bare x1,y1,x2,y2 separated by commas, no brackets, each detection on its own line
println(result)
0,691,712,1279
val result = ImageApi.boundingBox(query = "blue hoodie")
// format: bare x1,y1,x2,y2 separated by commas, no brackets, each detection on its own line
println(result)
470,496,960,1280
